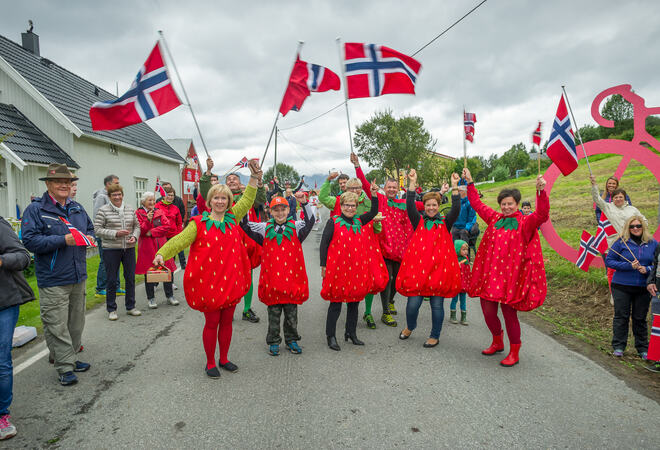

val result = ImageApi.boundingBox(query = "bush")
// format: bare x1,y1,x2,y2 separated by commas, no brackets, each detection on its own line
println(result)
491,165,509,182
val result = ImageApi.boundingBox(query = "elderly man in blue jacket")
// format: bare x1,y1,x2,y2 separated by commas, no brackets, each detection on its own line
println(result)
21,164,94,386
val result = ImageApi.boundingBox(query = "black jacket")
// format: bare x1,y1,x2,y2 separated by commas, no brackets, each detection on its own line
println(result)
647,244,660,288
0,217,35,310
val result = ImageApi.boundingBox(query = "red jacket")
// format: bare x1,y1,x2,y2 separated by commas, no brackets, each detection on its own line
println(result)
135,208,176,274
155,202,183,238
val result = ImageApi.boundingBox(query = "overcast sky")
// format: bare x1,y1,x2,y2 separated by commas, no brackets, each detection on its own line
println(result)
2,0,659,176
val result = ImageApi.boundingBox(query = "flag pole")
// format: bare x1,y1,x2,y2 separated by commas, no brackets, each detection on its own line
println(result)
561,86,593,176
261,41,304,167
336,37,354,154
158,30,210,159
462,107,467,168
274,126,278,179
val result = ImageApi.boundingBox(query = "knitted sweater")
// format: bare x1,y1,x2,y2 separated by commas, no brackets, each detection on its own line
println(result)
591,184,647,246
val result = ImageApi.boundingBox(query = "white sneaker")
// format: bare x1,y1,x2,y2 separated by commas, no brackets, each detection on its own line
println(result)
167,297,180,306
126,309,142,316
0,414,17,440
173,284,178,290
147,299,158,309
108,311,118,321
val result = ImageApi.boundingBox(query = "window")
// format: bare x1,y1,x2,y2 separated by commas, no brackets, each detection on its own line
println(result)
134,177,147,208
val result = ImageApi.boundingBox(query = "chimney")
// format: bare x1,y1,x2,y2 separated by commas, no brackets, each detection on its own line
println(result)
21,32,40,56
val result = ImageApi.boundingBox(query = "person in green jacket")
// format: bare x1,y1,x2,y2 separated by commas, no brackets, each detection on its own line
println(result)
319,175,391,329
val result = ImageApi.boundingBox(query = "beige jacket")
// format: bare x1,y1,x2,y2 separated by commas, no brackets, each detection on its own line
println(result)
591,184,647,247
94,203,140,249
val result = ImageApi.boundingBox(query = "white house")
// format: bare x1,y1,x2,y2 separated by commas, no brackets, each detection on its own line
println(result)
0,30,185,220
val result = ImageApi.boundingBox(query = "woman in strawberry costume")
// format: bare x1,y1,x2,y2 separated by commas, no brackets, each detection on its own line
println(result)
397,170,462,348
242,193,315,356
320,182,380,351
154,159,262,379
463,168,549,367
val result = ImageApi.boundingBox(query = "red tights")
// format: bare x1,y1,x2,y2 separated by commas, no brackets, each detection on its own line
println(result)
480,299,521,345
202,305,236,369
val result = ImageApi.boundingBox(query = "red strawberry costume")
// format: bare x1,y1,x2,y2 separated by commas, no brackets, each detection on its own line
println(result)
364,222,388,295
460,261,471,292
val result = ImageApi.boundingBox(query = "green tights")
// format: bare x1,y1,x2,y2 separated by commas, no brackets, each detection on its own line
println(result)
243,271,253,313
364,293,374,315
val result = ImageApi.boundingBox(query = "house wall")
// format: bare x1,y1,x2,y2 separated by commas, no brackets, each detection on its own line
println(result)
0,163,45,218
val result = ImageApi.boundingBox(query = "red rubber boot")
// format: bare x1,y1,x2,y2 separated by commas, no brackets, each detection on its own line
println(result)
482,333,505,355
500,343,521,367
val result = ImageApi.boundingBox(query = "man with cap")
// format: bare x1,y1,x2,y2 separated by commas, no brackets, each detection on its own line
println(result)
21,164,94,386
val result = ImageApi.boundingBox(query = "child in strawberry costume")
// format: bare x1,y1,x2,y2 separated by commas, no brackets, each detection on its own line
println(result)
463,168,549,367
243,194,315,356
320,182,380,351
397,170,461,348
449,240,471,326
155,159,263,379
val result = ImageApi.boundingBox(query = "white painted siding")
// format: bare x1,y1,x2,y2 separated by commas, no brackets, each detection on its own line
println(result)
0,164,45,218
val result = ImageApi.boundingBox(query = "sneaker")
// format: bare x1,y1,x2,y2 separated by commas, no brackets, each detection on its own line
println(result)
95,290,106,298
116,288,126,296
269,344,280,356
363,313,377,329
0,414,17,440
387,303,397,315
242,309,260,323
167,297,180,306
173,284,178,290
148,298,158,309
645,361,660,373
287,341,302,354
219,361,238,373
612,349,624,357
73,361,91,372
381,313,397,327
108,311,118,321
126,309,142,316
205,366,221,379
639,352,648,360
58,371,78,386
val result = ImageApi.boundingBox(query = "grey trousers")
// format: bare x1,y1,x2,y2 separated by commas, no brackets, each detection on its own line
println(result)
39,282,86,374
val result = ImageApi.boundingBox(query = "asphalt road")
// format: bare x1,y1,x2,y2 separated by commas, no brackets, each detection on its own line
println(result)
9,210,660,448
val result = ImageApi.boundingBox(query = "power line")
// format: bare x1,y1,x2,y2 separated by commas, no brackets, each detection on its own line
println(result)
279,101,346,131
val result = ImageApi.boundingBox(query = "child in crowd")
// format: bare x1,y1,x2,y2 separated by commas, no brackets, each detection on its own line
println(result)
521,201,532,215
450,240,471,326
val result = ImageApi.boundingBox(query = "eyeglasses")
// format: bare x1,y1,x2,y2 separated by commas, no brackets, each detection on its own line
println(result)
342,204,357,209
629,224,643,230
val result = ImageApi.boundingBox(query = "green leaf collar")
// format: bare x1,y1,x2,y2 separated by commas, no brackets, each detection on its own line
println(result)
494,216,518,230
201,211,236,233
424,215,445,230
333,215,362,234
265,219,295,245
387,198,406,210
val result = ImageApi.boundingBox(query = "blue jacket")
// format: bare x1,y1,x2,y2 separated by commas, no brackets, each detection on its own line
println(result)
606,238,657,287
452,196,476,231
21,192,95,288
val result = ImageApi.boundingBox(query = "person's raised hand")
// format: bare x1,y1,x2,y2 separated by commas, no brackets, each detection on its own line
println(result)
327,171,339,181
462,167,473,183
370,179,380,196
440,183,449,195
451,172,460,188
153,254,164,267
589,175,597,186
64,233,76,246
248,159,263,180
537,175,547,191
206,158,214,173
350,152,360,167
407,169,417,183
294,191,306,203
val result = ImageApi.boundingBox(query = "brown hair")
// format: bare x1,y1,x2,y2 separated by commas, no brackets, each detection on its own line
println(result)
497,188,521,205
422,191,442,205
337,174,350,182
603,176,619,199
611,188,627,201
107,183,124,196
163,185,175,195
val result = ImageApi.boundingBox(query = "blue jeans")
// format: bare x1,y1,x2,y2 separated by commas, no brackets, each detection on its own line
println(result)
450,292,467,312
96,239,120,293
406,296,445,339
0,306,20,415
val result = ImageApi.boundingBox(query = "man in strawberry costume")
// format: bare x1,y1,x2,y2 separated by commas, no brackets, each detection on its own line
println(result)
320,182,380,351
243,194,315,356
462,168,549,367
154,159,263,379
351,153,430,326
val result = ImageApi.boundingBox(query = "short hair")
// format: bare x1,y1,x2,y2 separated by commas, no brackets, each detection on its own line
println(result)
337,174,350,182
140,191,155,204
163,185,175,195
103,174,118,186
206,184,233,208
384,178,398,186
161,181,172,188
107,183,123,196
621,215,651,243
612,188,627,199
339,191,359,205
497,188,521,205
422,191,442,205
210,174,219,181
521,201,532,208
346,178,362,189
226,173,240,182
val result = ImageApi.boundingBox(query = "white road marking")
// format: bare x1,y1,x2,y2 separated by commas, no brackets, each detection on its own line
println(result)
13,347,49,375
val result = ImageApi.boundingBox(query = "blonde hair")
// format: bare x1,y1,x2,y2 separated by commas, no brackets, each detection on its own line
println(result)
621,215,651,243
346,178,362,189
339,191,359,205
206,184,233,210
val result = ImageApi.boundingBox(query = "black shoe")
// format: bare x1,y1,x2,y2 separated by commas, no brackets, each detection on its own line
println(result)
219,361,239,373
58,371,78,386
206,366,221,379
423,339,439,348
73,361,91,372
399,330,411,340
327,336,341,351
344,333,365,346
242,309,260,323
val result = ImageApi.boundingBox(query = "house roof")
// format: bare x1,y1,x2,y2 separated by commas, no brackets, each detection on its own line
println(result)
0,34,184,163
0,102,78,167
166,138,193,160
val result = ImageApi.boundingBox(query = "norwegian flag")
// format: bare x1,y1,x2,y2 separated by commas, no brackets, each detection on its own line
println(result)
279,56,340,116
343,43,421,99
60,217,96,247
576,230,599,271
155,177,166,197
547,95,578,175
598,212,617,239
464,112,477,143
89,42,182,131
235,157,249,168
532,121,542,146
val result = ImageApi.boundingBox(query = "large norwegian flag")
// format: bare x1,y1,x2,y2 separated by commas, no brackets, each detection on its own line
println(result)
279,56,340,116
464,112,477,143
546,95,578,175
343,43,421,99
89,42,182,131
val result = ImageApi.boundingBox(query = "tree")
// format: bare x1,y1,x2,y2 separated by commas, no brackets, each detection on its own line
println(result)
354,110,436,179
601,94,633,123
491,164,509,182
452,156,485,181
499,143,530,175
418,155,454,188
263,163,300,186
365,168,387,185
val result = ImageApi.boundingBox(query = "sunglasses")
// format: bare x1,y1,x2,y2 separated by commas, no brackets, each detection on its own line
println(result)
629,224,643,230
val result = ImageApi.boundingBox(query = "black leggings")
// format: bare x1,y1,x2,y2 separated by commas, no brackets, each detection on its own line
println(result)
380,259,401,313
326,302,359,337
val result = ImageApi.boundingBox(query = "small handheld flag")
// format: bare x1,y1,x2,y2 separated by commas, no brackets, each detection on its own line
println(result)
532,122,542,146
464,112,477,143
155,177,166,197
235,157,249,168
60,217,96,247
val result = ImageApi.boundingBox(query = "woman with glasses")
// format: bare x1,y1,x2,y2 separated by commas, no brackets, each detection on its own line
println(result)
606,216,658,359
